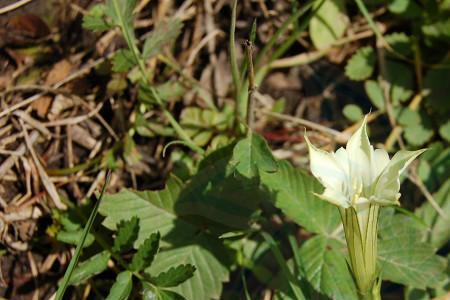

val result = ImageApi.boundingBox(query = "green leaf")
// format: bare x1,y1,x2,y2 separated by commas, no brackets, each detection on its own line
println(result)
82,4,111,31
384,32,412,56
152,264,196,287
130,232,160,272
68,251,110,286
309,0,349,49
342,104,363,122
106,271,133,300
177,144,268,230
416,179,450,249
105,0,137,28
378,214,447,288
56,230,94,248
179,107,233,147
99,176,197,248
260,160,341,235
404,124,434,146
345,46,376,81
112,49,136,72
299,236,358,300
364,80,385,111
439,120,450,142
231,132,278,178
386,59,414,104
398,108,421,126
143,19,183,58
142,284,186,300
146,235,229,300
112,216,139,253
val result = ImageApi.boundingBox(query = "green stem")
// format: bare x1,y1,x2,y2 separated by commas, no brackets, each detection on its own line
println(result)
111,0,204,156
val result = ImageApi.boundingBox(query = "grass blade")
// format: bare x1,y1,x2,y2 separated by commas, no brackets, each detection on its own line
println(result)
54,171,112,300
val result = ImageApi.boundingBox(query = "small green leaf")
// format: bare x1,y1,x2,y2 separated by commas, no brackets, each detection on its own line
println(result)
130,232,160,272
152,264,196,287
386,60,414,104
439,120,450,142
404,124,434,146
342,104,363,122
106,271,133,300
365,80,385,111
82,4,111,31
345,47,376,81
68,251,110,286
309,0,349,49
56,230,94,248
384,32,412,56
112,216,139,253
231,132,278,178
146,236,229,300
398,108,421,126
143,19,183,58
112,49,136,72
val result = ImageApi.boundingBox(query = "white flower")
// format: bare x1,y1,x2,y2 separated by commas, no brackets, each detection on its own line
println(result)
305,116,425,211
305,116,425,296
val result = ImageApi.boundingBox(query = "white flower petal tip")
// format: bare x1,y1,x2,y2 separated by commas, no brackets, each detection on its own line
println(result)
305,116,425,211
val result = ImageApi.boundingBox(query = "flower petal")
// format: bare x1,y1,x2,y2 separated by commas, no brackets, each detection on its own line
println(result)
374,149,426,203
372,148,390,179
316,187,350,208
346,116,374,187
305,136,347,191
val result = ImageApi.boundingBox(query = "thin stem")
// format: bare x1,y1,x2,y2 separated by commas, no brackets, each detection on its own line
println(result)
111,0,204,155
229,0,241,102
55,171,112,300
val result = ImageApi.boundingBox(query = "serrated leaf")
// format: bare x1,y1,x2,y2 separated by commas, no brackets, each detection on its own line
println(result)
130,232,160,272
152,264,196,287
177,144,268,230
113,216,139,253
82,4,111,31
439,121,450,142
378,214,447,288
143,19,183,58
106,271,133,300
310,0,349,49
100,176,197,248
342,104,363,122
56,230,94,248
345,47,376,81
146,235,229,300
299,236,358,300
68,251,110,286
112,49,136,72
231,132,278,178
260,160,341,235
416,179,450,249
364,80,385,110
